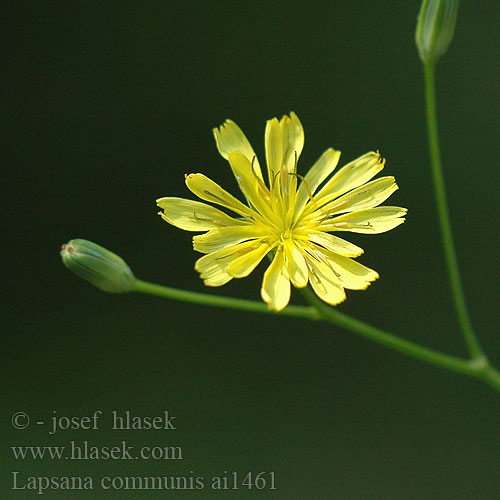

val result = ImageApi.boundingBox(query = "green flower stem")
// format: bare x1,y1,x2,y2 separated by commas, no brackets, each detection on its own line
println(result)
132,278,500,393
301,288,500,393
133,279,319,321
423,61,485,361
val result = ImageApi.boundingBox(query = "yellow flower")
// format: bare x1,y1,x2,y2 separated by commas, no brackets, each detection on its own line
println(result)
157,113,407,311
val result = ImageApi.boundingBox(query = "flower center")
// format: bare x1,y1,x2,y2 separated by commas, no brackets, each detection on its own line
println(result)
280,229,293,242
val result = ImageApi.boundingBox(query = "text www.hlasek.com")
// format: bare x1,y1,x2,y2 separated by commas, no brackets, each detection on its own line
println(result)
12,441,183,460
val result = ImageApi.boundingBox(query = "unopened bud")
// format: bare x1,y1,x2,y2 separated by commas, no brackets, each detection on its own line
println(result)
416,0,459,63
60,239,135,293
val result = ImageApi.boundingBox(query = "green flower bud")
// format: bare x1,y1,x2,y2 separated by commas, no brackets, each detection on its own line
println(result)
416,0,459,63
60,239,136,293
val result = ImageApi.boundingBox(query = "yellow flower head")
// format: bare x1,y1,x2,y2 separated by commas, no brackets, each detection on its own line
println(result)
157,113,407,311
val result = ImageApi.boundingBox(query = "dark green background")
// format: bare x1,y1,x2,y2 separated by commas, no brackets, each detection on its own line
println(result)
3,1,499,498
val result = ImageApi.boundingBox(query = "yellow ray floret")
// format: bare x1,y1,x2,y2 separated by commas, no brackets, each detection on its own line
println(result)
157,113,407,311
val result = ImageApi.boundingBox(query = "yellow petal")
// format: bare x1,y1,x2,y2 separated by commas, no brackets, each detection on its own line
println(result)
306,230,364,257
226,242,271,278
264,118,284,185
185,173,256,219
193,225,267,253
194,252,233,287
284,241,308,288
157,197,239,231
312,151,385,209
199,268,233,287
213,119,263,181
261,248,291,311
316,177,399,216
280,112,304,173
195,239,266,286
315,247,379,290
295,148,341,215
322,206,407,233
306,257,346,306
227,152,275,221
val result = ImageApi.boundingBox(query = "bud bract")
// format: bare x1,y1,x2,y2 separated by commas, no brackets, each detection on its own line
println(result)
60,239,135,293
416,0,459,63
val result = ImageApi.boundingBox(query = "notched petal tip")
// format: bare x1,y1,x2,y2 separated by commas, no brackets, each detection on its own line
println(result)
373,150,386,165
330,294,347,307
213,118,235,135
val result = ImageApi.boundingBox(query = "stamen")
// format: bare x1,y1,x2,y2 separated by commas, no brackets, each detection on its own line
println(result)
305,261,327,295
192,212,212,222
330,221,373,229
203,190,226,204
317,252,340,277
281,164,288,196
191,212,230,227
251,155,271,197
290,173,314,202
271,170,280,189
314,248,334,272
303,247,322,263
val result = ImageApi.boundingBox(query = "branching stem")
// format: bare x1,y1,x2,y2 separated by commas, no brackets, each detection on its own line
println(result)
423,61,485,361
132,279,500,394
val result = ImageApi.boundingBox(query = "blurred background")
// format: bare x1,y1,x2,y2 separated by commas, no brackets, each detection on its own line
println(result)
2,1,499,498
